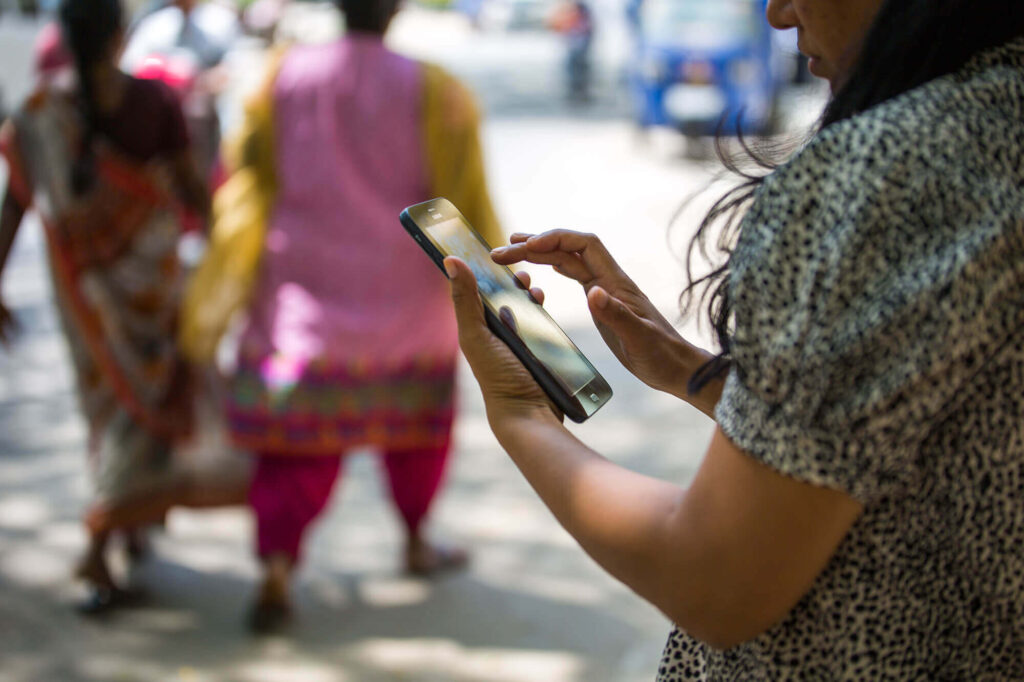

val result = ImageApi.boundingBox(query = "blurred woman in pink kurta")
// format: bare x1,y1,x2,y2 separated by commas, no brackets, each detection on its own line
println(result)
222,0,502,631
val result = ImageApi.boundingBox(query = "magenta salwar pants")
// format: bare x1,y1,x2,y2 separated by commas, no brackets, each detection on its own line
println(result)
248,441,451,562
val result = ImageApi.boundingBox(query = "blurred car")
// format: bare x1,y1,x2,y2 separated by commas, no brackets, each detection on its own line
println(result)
476,0,554,31
628,0,785,137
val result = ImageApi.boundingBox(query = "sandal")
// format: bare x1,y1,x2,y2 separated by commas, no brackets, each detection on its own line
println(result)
126,528,152,563
76,585,143,616
247,599,292,635
405,542,470,577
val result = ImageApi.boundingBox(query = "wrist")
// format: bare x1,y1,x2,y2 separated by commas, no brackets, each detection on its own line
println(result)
488,402,564,443
652,336,709,398
669,340,725,418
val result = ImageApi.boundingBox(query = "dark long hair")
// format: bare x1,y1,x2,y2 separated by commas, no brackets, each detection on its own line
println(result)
59,0,123,195
683,0,1024,394
338,0,400,33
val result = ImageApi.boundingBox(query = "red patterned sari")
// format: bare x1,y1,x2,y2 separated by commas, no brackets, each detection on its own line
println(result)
1,87,243,531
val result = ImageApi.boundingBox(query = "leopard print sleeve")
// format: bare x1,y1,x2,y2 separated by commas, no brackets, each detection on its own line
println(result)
716,57,1024,504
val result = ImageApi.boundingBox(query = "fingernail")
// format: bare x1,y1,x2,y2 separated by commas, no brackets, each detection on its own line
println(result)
491,246,507,255
444,260,457,278
591,287,609,310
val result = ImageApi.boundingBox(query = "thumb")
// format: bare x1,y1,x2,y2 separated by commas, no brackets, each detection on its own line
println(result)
587,285,646,334
444,257,488,342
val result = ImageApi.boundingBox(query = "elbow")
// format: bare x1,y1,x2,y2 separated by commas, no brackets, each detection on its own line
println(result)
649,538,799,651
660,590,781,652
685,625,760,652
664,611,764,651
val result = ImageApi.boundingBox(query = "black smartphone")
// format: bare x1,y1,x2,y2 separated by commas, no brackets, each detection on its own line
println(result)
400,197,613,423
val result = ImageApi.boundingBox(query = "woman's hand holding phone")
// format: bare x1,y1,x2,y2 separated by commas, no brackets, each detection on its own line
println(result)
491,230,708,404
444,256,565,429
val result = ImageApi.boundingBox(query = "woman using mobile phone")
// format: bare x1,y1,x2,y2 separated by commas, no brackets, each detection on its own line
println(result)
447,0,1024,678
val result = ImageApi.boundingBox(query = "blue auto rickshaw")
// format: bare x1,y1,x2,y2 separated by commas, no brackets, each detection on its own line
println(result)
627,0,784,137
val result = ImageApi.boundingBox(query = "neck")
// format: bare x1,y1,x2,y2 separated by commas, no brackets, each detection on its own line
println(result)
346,28,387,38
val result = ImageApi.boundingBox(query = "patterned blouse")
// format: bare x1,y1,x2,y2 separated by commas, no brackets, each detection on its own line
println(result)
659,38,1024,680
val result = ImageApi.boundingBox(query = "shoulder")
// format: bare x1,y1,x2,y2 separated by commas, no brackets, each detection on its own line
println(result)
273,42,361,98
420,61,481,130
743,44,1024,263
729,44,1024,407
716,39,1024,502
275,42,323,83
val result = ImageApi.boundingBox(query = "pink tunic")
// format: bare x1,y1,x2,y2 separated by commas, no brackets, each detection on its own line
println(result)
226,37,458,455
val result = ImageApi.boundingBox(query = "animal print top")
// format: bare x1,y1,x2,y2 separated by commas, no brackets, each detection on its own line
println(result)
659,37,1024,680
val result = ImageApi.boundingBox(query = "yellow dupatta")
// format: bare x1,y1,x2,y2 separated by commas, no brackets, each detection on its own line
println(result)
178,49,285,363
422,62,503,248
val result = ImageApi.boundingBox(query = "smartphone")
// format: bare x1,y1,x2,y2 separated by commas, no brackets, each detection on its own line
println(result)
400,197,612,423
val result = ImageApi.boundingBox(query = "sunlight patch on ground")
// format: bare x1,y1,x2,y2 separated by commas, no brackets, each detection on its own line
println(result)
79,656,166,681
305,572,353,609
352,638,584,682
492,571,608,607
174,666,218,682
0,454,86,489
168,508,253,542
236,660,348,682
0,546,70,587
450,500,576,547
36,521,86,552
356,576,433,609
167,541,257,578
118,608,202,634
0,494,52,530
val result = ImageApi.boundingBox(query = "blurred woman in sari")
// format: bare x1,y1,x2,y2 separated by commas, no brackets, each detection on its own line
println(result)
0,0,215,611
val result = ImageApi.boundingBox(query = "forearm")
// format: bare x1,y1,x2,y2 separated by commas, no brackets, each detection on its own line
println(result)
490,412,845,649
491,410,695,621
450,249,813,648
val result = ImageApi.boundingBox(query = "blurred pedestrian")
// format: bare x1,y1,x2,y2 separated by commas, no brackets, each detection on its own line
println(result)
201,0,502,632
0,0,213,611
446,0,1024,678
549,0,594,103
240,0,286,43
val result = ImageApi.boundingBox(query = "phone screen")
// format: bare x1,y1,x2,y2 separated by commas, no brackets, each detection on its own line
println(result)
424,215,598,397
